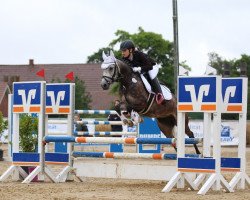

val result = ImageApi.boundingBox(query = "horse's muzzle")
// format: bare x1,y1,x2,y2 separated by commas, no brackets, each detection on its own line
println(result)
101,79,110,90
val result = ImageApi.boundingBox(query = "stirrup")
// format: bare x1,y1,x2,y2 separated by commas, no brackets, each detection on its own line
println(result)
156,93,164,105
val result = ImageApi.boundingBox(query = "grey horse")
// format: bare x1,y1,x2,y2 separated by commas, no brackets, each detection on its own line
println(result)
100,51,200,154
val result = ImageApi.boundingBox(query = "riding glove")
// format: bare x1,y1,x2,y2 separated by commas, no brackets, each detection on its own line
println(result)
133,67,141,73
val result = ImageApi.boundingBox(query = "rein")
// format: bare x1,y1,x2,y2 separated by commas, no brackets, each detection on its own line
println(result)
101,59,153,115
102,62,123,84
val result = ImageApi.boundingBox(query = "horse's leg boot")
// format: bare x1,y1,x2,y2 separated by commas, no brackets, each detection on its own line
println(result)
150,78,165,105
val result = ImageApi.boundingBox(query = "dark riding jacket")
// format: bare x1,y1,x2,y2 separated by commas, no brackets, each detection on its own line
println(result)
75,120,88,131
122,50,156,73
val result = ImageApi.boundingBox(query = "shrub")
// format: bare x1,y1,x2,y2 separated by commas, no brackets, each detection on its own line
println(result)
19,114,38,152
0,112,8,147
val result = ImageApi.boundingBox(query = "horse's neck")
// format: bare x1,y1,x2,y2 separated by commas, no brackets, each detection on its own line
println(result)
117,60,133,88
117,62,149,110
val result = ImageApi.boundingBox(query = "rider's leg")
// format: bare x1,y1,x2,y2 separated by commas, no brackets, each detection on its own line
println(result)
149,77,165,104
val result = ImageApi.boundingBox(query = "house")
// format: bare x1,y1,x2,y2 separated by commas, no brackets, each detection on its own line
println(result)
0,59,117,116
0,82,11,117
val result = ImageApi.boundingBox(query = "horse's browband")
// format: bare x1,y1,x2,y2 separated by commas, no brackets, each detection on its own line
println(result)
138,93,155,115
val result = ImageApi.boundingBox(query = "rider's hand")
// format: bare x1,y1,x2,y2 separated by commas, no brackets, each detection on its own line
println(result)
133,67,141,73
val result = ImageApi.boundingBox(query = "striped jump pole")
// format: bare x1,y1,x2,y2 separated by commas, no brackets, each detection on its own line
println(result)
75,121,124,125
74,109,133,153
49,120,124,127
44,135,201,145
74,131,137,136
75,110,117,115
48,120,68,124
72,151,200,160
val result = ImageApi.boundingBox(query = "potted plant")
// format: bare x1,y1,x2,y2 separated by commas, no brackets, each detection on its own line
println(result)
0,111,8,161
19,114,38,179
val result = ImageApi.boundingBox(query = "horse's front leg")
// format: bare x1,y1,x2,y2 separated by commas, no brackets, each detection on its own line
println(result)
120,112,134,127
185,114,201,154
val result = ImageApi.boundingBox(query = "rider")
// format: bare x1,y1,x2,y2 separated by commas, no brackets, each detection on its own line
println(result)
108,100,123,132
120,40,164,104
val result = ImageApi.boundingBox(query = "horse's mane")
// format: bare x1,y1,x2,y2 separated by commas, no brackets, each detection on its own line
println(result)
115,58,148,97
116,58,133,70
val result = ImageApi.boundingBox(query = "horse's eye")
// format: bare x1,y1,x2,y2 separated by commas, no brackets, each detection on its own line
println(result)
109,67,113,71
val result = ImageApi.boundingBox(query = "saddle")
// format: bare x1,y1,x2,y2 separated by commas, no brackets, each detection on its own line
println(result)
140,74,172,100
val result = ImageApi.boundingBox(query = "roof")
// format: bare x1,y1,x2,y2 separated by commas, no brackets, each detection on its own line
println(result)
0,61,117,109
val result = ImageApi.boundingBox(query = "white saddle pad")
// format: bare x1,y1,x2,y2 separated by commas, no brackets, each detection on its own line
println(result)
161,85,172,100
140,74,172,100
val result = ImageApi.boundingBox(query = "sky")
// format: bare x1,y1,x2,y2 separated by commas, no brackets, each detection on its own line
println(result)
0,0,249,75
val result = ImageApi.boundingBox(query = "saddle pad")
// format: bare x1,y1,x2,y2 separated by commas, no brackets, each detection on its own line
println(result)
161,85,172,100
140,74,172,100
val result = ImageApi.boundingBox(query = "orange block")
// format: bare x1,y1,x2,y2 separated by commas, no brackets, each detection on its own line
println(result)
178,105,193,111
29,106,41,112
46,108,53,113
227,105,242,112
59,108,70,113
76,137,87,143
201,105,216,111
13,107,24,112
125,138,136,144
178,168,215,173
105,152,114,158
45,162,68,166
152,154,163,160
221,168,240,172
12,162,39,166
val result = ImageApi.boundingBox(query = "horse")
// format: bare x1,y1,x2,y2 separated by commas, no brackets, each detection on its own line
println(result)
100,51,201,154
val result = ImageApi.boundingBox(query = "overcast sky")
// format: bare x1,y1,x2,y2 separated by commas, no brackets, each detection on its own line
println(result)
0,0,249,75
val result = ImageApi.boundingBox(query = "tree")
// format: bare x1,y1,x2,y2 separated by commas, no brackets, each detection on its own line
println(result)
0,111,8,159
74,76,92,110
207,52,243,77
0,112,8,142
51,77,92,110
207,53,250,119
207,52,225,75
234,54,250,120
87,27,189,93
19,114,38,152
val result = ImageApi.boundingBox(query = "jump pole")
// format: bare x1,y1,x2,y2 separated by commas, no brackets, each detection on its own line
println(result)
44,135,201,145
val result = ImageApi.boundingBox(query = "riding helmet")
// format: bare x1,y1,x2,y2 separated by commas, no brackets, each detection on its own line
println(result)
120,40,135,51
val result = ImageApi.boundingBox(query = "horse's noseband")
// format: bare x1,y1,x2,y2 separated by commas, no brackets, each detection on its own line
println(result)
102,63,122,84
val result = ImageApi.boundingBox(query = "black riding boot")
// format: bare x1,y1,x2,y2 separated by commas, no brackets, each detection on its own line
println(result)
150,78,165,105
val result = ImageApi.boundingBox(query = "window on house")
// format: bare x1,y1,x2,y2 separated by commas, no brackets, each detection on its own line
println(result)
4,76,20,91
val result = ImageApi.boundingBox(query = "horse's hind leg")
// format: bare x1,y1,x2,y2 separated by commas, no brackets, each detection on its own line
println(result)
185,114,201,154
156,116,177,152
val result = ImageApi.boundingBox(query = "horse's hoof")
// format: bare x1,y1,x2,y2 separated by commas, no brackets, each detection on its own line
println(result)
123,119,128,125
128,120,134,127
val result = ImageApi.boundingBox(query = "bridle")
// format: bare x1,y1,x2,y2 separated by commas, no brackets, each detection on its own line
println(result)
102,61,123,84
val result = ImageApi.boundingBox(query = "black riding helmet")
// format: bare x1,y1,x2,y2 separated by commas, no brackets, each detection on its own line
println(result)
120,40,135,51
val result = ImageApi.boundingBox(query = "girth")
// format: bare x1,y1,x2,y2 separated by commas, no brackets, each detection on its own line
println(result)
138,93,155,115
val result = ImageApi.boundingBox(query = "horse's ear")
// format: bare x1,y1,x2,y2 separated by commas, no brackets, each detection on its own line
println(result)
110,50,116,59
102,51,108,60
